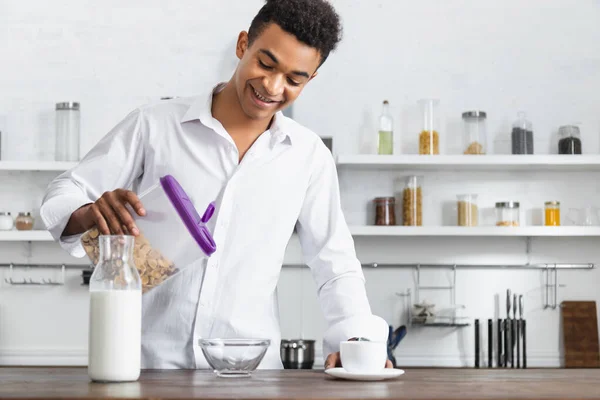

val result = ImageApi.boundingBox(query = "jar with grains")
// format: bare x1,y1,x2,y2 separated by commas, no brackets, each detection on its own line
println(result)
495,202,520,227
544,201,560,226
511,112,534,154
558,125,582,154
374,197,396,226
462,111,487,155
418,99,440,155
457,194,479,226
403,176,423,226
15,212,34,231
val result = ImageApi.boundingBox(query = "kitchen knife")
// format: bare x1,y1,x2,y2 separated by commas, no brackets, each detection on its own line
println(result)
516,310,521,368
512,293,517,368
488,319,492,368
497,319,503,367
520,295,526,369
475,319,480,368
505,289,511,367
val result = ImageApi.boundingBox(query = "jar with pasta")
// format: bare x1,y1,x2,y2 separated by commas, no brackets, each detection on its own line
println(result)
495,202,520,227
462,111,487,155
457,194,479,226
418,99,440,155
403,176,423,226
81,175,217,293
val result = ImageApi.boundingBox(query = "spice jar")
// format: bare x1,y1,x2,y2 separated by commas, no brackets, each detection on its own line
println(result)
511,112,534,154
558,125,582,154
15,212,34,231
495,202,520,227
374,197,396,226
55,102,80,161
462,111,487,155
457,195,478,226
418,99,440,155
0,212,13,231
403,176,423,226
544,201,560,226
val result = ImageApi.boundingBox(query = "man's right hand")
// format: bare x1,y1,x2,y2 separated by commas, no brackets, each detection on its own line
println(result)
62,189,146,237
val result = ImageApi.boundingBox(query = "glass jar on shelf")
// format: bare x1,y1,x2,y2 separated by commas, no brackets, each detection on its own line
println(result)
15,212,34,231
495,202,520,227
374,197,396,226
544,201,560,226
55,102,80,161
418,99,440,155
377,100,394,155
511,112,534,154
457,194,479,226
0,212,13,231
462,111,487,155
558,125,582,154
403,176,423,226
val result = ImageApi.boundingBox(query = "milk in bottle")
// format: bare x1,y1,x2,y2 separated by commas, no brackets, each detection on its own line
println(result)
88,235,141,382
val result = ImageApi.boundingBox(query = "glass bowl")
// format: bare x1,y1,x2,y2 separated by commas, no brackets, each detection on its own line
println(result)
198,338,270,377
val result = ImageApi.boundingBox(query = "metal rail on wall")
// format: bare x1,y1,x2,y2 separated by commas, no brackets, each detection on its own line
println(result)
283,262,594,314
0,263,90,286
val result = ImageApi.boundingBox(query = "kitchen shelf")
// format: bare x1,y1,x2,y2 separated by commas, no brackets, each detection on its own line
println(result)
0,161,77,172
336,154,600,172
0,231,54,241
349,226,600,237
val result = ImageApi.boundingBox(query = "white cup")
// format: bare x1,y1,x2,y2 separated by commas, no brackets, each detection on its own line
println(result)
340,340,387,373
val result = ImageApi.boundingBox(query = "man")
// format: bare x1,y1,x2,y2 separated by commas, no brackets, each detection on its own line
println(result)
41,0,390,370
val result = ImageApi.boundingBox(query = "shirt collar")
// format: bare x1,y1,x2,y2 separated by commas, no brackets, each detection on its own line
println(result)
181,83,293,147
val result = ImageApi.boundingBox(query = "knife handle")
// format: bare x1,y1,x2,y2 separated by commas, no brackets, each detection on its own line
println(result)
504,319,509,367
497,319,503,367
516,319,521,368
474,319,480,368
488,319,492,368
522,319,527,369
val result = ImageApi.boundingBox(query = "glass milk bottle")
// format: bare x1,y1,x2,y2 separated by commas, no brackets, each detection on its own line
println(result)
88,235,141,382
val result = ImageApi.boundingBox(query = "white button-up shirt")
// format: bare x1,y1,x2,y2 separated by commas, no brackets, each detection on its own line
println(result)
40,83,387,369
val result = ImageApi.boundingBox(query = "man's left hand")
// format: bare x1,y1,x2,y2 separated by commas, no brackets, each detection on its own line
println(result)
324,352,393,370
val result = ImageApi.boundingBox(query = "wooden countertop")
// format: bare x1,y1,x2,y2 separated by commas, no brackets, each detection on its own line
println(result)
1,367,600,399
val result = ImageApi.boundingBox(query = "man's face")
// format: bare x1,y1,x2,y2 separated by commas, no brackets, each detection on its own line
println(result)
233,23,321,121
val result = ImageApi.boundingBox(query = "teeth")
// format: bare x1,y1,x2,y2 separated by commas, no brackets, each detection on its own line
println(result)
253,87,273,103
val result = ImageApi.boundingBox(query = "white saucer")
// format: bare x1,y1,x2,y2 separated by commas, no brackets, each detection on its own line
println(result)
324,367,405,381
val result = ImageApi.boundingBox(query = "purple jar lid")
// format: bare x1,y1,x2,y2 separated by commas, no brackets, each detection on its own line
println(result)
159,175,217,256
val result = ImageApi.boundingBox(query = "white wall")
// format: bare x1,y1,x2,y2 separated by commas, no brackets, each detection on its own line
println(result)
1,0,599,367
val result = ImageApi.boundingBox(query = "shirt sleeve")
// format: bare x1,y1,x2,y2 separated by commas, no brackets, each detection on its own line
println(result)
39,108,146,257
295,141,388,358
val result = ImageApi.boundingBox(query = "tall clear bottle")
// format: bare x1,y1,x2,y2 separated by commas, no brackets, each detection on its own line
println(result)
88,235,141,382
418,99,440,155
377,100,394,155
55,102,80,161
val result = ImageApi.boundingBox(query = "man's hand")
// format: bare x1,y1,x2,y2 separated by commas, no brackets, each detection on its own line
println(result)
63,189,146,236
324,351,393,370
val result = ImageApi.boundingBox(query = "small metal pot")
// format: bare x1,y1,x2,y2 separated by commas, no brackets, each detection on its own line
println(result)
280,339,315,369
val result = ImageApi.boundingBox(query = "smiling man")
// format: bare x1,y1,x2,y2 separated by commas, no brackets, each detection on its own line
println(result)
40,0,390,370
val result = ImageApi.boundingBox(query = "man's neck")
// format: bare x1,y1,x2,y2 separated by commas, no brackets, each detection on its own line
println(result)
211,81,272,138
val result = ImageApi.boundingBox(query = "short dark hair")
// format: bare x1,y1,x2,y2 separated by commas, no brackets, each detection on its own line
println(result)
248,0,343,67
